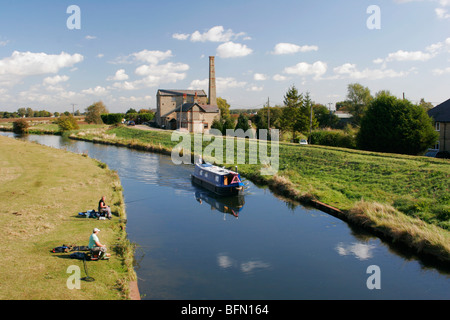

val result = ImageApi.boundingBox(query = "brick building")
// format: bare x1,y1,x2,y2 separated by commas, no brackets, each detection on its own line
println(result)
155,56,220,133
428,98,450,152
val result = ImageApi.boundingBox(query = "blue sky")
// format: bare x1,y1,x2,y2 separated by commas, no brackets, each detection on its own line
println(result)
0,0,449,113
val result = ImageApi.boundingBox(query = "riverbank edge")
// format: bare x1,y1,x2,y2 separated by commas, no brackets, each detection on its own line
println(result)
0,130,140,300
67,131,450,266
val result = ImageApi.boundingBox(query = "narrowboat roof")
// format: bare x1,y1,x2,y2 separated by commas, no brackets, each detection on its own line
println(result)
196,163,238,176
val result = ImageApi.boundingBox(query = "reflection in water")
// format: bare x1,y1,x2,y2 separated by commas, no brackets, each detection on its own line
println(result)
194,191,245,219
335,242,376,261
217,253,271,275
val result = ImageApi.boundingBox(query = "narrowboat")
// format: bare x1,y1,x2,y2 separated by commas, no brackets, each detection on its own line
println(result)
191,163,245,196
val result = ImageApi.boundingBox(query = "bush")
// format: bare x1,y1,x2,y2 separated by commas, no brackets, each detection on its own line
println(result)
357,94,438,155
56,114,79,132
310,129,357,149
125,113,154,124
101,113,125,125
13,119,29,134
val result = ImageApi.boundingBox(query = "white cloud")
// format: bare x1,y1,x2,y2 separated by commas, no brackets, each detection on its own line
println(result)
82,86,109,96
272,43,318,55
173,26,249,43
189,77,247,91
432,67,450,75
108,50,189,89
119,95,152,102
134,62,189,77
333,63,408,80
253,73,267,81
247,85,263,92
386,50,434,62
112,49,173,65
374,37,450,65
273,74,289,81
107,69,129,81
0,51,83,77
435,7,450,18
172,33,190,40
112,81,138,91
85,35,97,40
43,75,69,85
132,49,173,65
216,42,253,58
283,61,327,79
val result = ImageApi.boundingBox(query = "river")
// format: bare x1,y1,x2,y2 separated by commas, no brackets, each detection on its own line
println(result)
2,132,449,300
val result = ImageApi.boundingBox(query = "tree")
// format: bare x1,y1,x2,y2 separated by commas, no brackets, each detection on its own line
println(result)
418,98,434,111
314,104,339,128
57,114,79,131
85,101,108,124
235,113,251,132
26,108,34,118
357,93,439,155
346,83,372,125
13,119,29,134
217,97,230,120
280,85,304,138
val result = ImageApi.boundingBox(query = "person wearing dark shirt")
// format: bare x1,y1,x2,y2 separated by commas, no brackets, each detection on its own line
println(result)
98,196,112,219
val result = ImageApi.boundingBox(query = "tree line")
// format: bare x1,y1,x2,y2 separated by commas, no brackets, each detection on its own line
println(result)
215,83,438,156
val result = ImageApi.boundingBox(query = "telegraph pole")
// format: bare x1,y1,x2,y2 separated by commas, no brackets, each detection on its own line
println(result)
267,97,270,129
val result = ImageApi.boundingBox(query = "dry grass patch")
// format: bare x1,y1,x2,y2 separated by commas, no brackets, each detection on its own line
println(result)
348,201,450,262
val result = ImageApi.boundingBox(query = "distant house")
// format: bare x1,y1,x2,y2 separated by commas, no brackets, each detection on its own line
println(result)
154,57,221,133
334,110,353,126
428,98,450,152
155,90,220,132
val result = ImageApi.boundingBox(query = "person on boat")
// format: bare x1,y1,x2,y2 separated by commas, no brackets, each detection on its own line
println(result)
88,228,110,259
98,196,112,219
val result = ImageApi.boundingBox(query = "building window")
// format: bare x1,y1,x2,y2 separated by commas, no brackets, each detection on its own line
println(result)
434,141,440,151
435,122,440,131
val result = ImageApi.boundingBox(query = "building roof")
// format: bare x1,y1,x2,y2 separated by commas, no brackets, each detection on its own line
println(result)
177,103,219,113
157,89,207,97
161,103,219,118
428,98,450,122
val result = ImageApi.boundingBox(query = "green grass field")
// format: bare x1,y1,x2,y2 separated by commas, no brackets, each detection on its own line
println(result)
0,135,135,300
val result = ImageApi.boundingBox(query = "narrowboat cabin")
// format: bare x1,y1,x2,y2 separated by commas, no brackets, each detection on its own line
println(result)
191,163,245,196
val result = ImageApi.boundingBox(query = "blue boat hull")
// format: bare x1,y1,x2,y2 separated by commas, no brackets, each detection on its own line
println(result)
191,174,244,196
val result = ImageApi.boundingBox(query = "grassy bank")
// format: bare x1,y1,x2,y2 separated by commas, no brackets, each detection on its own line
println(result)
69,125,450,263
0,135,136,300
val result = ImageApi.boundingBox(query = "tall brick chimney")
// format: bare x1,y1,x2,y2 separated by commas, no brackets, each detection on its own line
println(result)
209,56,217,106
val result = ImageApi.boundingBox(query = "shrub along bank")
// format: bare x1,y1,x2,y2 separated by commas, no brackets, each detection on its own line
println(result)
69,125,450,263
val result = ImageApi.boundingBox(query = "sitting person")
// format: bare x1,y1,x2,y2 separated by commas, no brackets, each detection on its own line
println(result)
88,228,110,260
98,196,112,219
